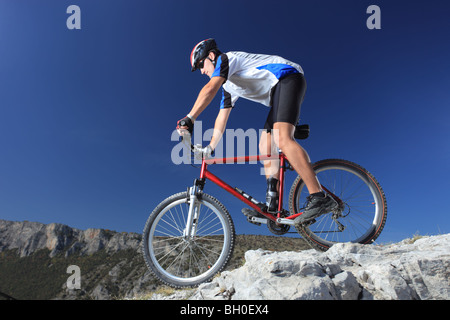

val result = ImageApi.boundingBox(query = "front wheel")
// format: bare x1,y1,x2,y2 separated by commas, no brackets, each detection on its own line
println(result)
289,159,387,251
142,191,235,288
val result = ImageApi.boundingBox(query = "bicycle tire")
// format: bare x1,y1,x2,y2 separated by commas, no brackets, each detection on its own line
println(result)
141,191,235,288
289,159,387,251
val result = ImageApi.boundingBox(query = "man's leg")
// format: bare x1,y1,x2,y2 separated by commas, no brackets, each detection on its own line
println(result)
273,122,338,224
273,122,321,194
259,130,279,180
259,130,283,212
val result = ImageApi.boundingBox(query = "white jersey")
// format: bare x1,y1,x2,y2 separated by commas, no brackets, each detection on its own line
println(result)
211,51,304,109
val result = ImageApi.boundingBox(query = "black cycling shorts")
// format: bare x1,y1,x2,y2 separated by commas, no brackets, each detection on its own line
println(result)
264,73,306,131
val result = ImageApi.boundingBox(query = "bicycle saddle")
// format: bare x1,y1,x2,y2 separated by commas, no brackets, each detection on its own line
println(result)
294,124,310,140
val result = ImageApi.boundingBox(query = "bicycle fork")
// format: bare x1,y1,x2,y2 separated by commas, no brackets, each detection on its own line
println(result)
184,184,201,240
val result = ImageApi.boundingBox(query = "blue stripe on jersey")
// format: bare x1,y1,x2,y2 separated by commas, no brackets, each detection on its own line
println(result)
256,63,299,79
211,55,223,78
219,88,232,109
219,89,225,109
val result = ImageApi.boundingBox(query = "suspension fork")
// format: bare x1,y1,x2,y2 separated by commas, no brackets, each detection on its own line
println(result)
184,158,211,239
185,180,204,239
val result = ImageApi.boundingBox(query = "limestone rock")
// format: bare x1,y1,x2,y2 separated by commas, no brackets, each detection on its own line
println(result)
189,234,450,300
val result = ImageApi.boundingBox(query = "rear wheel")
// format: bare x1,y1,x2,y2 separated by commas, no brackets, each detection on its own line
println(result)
289,159,387,251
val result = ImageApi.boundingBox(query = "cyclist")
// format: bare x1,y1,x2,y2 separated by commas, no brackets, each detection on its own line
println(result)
177,38,337,226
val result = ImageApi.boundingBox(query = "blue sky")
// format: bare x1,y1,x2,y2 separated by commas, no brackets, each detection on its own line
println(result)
0,0,449,244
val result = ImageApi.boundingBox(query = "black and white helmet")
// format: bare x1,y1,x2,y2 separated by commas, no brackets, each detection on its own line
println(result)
190,38,218,72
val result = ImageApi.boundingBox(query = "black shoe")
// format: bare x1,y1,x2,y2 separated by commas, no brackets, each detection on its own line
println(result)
294,192,338,226
266,191,278,212
266,177,279,212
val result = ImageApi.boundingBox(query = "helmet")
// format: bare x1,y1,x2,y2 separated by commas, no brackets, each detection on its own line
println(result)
190,38,218,72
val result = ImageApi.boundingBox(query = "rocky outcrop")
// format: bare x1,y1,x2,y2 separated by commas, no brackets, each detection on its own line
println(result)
0,220,141,257
189,234,449,300
1,219,448,300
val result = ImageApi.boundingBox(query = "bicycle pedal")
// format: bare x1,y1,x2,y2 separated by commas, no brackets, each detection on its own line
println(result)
242,208,261,218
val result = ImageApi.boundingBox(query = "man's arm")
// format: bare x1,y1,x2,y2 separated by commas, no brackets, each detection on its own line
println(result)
209,107,232,150
188,76,225,119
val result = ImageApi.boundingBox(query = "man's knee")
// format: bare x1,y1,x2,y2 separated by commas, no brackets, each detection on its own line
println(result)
277,133,294,151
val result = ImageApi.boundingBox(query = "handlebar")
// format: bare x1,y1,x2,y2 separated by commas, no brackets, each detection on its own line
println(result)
179,134,213,160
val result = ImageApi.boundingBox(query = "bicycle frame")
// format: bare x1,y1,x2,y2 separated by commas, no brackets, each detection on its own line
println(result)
196,152,300,226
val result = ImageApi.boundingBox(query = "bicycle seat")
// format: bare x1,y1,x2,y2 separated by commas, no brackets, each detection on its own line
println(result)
294,124,309,140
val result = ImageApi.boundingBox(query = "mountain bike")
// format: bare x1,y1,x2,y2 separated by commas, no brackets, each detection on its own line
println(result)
141,125,387,288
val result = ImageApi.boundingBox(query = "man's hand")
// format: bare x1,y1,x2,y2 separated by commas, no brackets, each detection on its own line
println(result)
193,144,214,160
176,115,194,136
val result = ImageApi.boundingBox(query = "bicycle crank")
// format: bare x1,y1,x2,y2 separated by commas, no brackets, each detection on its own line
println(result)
246,216,268,226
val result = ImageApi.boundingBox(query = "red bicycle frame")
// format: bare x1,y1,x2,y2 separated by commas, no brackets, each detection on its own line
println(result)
198,152,300,223
196,151,342,225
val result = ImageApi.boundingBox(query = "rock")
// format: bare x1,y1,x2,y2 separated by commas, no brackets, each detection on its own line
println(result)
188,234,450,300
332,271,360,300
91,284,110,300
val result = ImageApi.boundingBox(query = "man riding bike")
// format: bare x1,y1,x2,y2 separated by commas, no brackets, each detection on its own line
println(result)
176,38,337,226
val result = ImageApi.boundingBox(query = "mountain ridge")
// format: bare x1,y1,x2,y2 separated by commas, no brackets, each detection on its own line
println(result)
0,219,308,299
3,219,447,300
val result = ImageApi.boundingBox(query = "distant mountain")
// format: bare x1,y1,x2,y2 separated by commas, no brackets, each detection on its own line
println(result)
0,219,308,299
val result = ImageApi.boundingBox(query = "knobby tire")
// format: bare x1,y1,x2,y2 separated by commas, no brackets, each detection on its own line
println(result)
289,159,387,251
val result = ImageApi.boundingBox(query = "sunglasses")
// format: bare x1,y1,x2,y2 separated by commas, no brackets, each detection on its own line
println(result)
197,57,211,70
